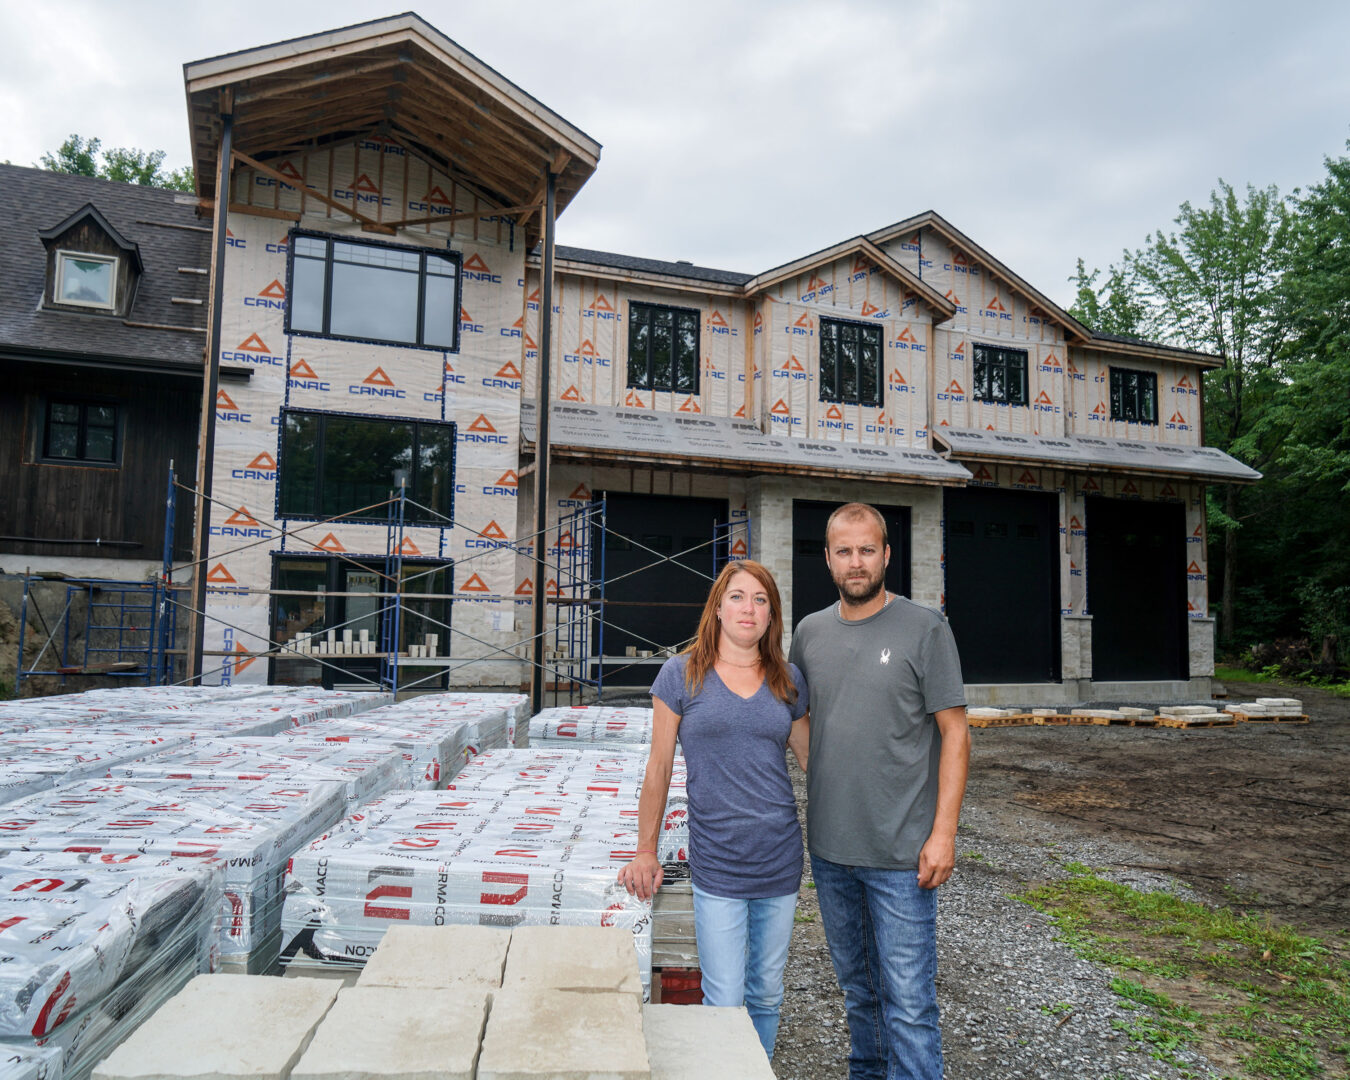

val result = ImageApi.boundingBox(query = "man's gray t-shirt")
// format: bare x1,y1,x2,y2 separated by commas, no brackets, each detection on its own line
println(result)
789,597,966,869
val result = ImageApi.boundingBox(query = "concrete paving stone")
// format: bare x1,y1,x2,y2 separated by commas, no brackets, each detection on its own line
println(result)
1256,697,1302,709
477,989,650,1080
642,1004,774,1080
93,974,340,1080
967,707,1014,718
502,926,642,997
291,985,488,1080
1117,707,1154,717
1159,705,1213,716
358,924,510,989
1031,708,1060,717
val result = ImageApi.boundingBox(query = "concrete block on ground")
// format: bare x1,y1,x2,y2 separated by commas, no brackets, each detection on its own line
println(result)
477,989,649,1079
1031,708,1060,717
502,925,642,997
1228,703,1270,715
642,1004,774,1080
1072,708,1123,719
1117,707,1154,717
93,974,339,1080
1256,697,1302,710
291,986,488,1080
968,707,1015,718
358,925,510,989
1159,706,1213,717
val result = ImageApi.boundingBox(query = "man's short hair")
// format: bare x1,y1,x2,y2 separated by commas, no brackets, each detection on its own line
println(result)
825,502,888,547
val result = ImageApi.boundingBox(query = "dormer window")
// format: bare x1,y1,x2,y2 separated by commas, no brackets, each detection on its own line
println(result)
55,251,118,310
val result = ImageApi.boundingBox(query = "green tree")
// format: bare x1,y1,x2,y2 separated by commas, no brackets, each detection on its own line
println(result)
1067,257,1146,337
39,134,194,191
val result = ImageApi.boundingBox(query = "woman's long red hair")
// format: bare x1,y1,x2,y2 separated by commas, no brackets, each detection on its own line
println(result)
683,559,797,705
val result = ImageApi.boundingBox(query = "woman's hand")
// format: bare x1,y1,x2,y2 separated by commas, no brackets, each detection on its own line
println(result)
617,851,664,900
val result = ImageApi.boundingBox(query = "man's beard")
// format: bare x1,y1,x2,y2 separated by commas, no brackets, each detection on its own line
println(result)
832,565,885,607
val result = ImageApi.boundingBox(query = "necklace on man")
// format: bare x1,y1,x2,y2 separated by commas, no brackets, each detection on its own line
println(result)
839,591,892,619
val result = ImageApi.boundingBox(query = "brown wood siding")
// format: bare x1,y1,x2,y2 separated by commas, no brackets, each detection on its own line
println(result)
0,361,200,561
42,221,136,316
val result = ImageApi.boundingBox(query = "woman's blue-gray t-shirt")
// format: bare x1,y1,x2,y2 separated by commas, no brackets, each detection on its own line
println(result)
651,653,808,899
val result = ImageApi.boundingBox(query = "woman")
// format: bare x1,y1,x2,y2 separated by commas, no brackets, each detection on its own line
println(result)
618,559,809,1059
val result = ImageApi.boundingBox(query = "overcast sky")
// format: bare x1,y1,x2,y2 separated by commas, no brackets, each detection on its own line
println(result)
2,0,1347,308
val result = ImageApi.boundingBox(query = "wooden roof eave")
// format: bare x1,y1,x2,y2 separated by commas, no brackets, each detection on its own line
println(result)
525,254,747,298
1074,336,1223,370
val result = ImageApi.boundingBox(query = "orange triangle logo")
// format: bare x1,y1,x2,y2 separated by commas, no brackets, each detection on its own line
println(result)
515,578,534,595
826,405,844,420
259,279,286,299
709,311,728,327
523,333,538,350
560,385,583,402
233,641,257,676
247,452,276,470
225,506,259,526
456,255,490,276
556,531,574,549
1177,375,1194,389
1036,391,1053,405
289,358,318,379
238,334,268,353
460,573,490,592
861,301,881,317
852,256,872,274
226,228,234,239
526,287,540,303
206,563,235,584
469,415,496,433
426,185,451,206
1082,476,1100,491
1170,411,1187,424
1160,483,1177,498
753,311,763,330
313,533,346,553
890,368,908,385
986,424,996,431
1017,470,1037,485
353,173,379,194
985,295,1007,313
481,521,508,540
569,483,591,500
1187,561,1203,575
953,250,969,265
444,361,456,374
1043,351,1062,369
771,399,791,416
734,403,746,417
731,538,748,556
277,161,303,181
1091,402,1107,415
578,339,597,356
1188,601,1197,612
497,470,519,488
783,354,806,372
952,341,966,356
624,390,646,407
1193,524,1204,538
588,294,614,312
512,314,524,328
460,307,473,324
364,367,395,387
973,465,994,481
946,379,964,394
399,538,422,556
496,361,522,378
1067,358,1080,373
216,390,238,409
945,290,961,305
794,311,813,329
1121,479,1139,494
896,327,917,343
545,579,560,597
1070,516,1082,529
806,274,828,291
678,397,701,413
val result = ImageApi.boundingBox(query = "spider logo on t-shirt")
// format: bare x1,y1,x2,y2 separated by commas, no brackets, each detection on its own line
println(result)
880,648,891,665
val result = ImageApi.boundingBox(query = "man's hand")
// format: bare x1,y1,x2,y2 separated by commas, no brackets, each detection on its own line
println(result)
916,832,956,889
617,852,664,900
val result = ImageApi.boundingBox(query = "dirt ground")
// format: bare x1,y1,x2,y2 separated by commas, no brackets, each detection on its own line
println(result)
772,680,1350,1078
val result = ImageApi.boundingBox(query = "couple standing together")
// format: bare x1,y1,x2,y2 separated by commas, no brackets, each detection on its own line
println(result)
619,501,970,1080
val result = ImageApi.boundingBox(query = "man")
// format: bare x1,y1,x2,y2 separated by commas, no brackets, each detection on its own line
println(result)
788,501,969,1080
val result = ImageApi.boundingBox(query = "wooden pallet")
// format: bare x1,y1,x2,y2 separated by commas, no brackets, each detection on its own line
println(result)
1231,712,1310,724
1157,715,1237,729
1106,715,1159,727
968,714,1036,728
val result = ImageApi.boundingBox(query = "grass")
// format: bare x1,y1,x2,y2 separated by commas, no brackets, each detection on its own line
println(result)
1214,665,1350,698
1019,863,1350,1079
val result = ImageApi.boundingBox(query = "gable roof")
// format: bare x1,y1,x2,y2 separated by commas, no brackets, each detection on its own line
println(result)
37,203,144,273
0,165,211,372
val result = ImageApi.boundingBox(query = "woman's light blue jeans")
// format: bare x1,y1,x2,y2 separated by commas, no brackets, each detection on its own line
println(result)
691,882,798,1058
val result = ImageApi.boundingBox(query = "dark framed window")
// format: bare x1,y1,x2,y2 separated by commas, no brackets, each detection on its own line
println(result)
1110,368,1158,424
972,344,1028,405
278,409,456,525
286,231,461,351
42,399,119,463
819,317,882,406
627,302,699,393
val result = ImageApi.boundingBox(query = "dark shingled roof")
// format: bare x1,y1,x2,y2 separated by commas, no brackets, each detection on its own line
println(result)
0,164,211,371
1088,329,1219,362
551,245,752,287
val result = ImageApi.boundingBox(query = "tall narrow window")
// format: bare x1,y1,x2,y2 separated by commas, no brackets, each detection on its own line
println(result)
972,344,1029,405
43,400,119,463
287,232,460,351
628,302,700,394
1109,368,1158,424
819,317,882,407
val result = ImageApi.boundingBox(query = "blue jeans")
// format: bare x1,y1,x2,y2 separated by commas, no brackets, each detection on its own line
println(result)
691,882,797,1059
810,855,942,1080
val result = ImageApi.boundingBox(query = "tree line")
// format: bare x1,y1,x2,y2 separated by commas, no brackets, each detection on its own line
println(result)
1069,144,1350,670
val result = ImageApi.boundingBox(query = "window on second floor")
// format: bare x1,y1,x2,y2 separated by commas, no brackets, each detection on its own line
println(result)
972,343,1028,406
43,399,119,463
819,317,882,407
627,302,700,394
287,232,461,351
278,409,456,525
54,251,117,310
1110,367,1158,424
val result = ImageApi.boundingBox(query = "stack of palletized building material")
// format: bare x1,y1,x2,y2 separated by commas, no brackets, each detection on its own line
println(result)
366,698,513,758
406,692,529,746
528,706,656,748
282,748,687,995
0,731,192,806
0,776,347,974
280,716,472,790
0,853,221,1080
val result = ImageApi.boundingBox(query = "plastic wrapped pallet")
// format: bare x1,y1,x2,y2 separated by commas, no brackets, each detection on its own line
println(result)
105,738,405,806
282,717,472,789
0,852,221,1080
528,706,656,748
391,693,529,746
282,787,656,995
365,700,511,757
0,1042,62,1080
0,777,346,970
